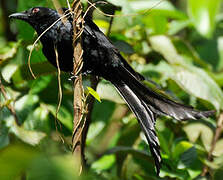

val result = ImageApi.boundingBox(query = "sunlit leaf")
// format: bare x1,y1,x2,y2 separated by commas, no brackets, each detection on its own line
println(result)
213,139,223,156
6,120,46,145
172,141,193,160
87,86,101,102
171,65,223,110
23,106,50,133
0,41,20,62
97,80,124,104
183,123,213,151
86,121,105,145
150,35,189,65
188,0,221,38
150,35,223,110
217,36,223,71
15,94,39,121
91,154,115,172
1,64,19,83
168,20,191,35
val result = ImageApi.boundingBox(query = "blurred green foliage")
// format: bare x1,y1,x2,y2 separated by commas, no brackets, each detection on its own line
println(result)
1,0,223,179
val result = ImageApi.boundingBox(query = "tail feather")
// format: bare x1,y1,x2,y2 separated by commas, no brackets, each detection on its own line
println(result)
117,65,215,121
109,64,215,175
113,81,161,174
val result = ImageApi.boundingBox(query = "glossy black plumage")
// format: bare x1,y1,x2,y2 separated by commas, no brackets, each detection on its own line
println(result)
10,7,214,175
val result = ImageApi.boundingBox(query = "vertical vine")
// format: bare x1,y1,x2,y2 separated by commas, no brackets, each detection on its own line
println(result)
71,0,85,174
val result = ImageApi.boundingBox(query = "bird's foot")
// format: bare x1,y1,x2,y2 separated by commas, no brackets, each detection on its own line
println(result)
68,70,91,81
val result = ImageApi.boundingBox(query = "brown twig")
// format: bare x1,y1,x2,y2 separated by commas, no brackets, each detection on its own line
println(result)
71,0,85,175
81,76,100,167
0,77,20,125
201,113,223,176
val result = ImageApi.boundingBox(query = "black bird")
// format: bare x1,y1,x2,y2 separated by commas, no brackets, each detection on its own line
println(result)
10,7,214,175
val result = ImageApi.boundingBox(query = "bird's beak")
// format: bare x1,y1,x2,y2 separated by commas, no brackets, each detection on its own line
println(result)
9,12,29,21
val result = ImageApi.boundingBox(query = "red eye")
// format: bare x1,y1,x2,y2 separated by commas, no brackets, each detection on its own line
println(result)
32,8,39,14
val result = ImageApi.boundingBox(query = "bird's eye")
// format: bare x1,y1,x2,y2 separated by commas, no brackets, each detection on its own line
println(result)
32,8,40,14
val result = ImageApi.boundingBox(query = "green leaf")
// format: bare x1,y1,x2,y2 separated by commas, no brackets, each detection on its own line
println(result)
29,75,53,94
172,141,193,160
106,146,153,163
1,64,19,83
168,20,191,36
97,80,124,104
183,122,213,151
91,100,116,123
91,154,115,172
180,147,201,179
87,86,101,102
213,139,223,156
217,36,223,71
171,65,223,110
12,61,56,84
0,41,20,62
86,121,105,145
150,35,223,110
142,13,168,34
129,0,176,12
6,120,46,146
23,106,51,133
47,105,73,131
157,127,174,156
15,94,40,122
188,0,221,38
0,125,9,149
150,35,189,65
180,147,197,167
159,167,188,180
0,143,39,180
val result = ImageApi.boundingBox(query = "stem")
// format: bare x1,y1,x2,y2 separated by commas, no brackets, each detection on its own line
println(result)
81,76,100,169
72,0,84,174
201,113,223,176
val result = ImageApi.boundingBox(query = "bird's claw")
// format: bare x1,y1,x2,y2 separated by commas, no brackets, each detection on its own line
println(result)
68,71,91,81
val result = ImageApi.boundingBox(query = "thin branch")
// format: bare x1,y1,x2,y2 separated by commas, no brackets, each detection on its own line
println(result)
81,76,100,167
107,16,114,37
71,0,85,175
202,113,223,176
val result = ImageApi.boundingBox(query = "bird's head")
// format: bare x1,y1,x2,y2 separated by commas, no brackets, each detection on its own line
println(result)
9,7,59,33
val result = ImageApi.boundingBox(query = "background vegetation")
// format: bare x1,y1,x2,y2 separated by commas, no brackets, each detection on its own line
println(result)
1,0,223,179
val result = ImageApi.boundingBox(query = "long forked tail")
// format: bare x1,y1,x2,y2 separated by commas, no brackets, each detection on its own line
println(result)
113,81,161,174
110,65,215,175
